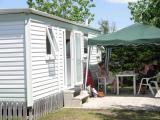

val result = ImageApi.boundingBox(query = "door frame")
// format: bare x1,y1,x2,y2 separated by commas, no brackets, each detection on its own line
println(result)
71,30,83,86
64,30,84,89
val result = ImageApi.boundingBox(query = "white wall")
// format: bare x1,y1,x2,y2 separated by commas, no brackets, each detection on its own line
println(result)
0,21,26,101
88,34,101,65
90,46,101,64
30,20,65,101
88,34,101,80
52,27,65,90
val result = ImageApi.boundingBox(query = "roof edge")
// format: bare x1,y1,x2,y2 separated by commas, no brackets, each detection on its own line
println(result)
0,8,100,33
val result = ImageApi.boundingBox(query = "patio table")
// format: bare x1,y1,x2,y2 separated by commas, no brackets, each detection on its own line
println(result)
116,73,137,95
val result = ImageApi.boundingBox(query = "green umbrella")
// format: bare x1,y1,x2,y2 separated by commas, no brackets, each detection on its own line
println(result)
88,23,160,46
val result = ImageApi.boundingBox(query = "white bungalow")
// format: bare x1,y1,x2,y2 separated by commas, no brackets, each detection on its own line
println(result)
0,9,100,119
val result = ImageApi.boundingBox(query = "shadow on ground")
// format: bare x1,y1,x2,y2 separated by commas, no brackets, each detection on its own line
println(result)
111,104,160,111
91,108,160,120
39,108,160,120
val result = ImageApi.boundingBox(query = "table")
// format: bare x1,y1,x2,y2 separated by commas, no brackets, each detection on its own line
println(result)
116,74,137,95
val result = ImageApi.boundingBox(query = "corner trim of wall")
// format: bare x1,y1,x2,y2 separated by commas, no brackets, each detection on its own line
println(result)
24,17,33,107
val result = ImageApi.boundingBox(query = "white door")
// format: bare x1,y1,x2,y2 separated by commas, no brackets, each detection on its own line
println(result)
70,31,83,86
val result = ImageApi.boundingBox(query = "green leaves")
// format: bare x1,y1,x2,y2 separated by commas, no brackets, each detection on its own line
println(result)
27,0,95,24
128,0,160,28
98,20,109,34
109,46,160,73
27,0,35,8
98,20,117,34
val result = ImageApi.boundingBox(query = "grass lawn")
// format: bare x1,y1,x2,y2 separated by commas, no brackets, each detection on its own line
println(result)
38,108,160,120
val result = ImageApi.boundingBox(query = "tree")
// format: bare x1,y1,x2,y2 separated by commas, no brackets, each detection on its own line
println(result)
109,46,160,74
128,0,160,28
110,22,117,33
98,20,117,34
98,19,109,34
27,0,95,24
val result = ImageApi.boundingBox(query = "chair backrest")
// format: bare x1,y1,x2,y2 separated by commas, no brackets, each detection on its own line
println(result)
96,72,106,83
96,70,115,81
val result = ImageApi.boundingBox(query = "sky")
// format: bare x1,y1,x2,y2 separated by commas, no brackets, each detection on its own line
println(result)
0,0,137,29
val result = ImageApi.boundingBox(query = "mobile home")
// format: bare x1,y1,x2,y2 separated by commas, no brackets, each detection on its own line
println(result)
0,9,100,119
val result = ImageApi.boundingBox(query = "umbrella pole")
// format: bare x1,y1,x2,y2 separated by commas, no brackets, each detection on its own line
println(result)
84,45,91,90
105,48,110,79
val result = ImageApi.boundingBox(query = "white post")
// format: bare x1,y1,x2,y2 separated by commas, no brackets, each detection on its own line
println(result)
85,46,91,90
133,75,136,95
105,48,110,80
25,19,33,107
116,75,119,95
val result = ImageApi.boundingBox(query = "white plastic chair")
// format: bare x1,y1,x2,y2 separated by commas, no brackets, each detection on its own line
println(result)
137,76,159,95
150,81,159,92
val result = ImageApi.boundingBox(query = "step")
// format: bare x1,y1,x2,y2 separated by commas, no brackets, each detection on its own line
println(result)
74,91,89,100
63,87,82,107
64,87,81,97
64,91,89,107
72,92,89,107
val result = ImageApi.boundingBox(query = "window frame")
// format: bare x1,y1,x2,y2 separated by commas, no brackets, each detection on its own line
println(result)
46,26,59,59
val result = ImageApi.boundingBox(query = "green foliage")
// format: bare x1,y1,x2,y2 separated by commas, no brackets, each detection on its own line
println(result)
128,0,160,28
98,20,117,34
110,22,117,33
27,0,95,24
98,19,109,34
109,46,160,73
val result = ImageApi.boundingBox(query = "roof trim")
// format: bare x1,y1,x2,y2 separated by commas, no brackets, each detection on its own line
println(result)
0,8,100,33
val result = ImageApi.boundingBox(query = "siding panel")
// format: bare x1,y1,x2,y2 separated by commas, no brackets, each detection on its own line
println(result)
30,21,65,101
53,27,65,90
0,71,24,75
0,21,25,101
0,80,25,84
0,89,25,93
88,34,101,65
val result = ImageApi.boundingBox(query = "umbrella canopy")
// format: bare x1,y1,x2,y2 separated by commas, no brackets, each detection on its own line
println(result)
88,23,160,46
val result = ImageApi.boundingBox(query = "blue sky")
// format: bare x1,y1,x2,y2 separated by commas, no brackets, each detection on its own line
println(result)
0,0,137,29
91,0,137,29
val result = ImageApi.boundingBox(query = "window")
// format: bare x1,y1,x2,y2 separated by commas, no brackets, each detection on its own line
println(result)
46,27,59,57
84,36,88,53
46,33,51,54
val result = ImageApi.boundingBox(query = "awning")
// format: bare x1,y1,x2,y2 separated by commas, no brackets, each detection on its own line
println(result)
88,23,160,46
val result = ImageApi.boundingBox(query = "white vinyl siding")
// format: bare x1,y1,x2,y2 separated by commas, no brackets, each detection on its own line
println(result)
87,34,101,80
0,21,26,101
30,20,65,101
88,34,101,65
52,27,65,90
90,46,100,64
